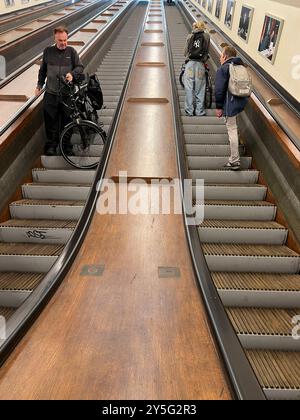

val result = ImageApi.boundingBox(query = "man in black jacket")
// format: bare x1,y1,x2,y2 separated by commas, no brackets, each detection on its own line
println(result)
35,26,84,156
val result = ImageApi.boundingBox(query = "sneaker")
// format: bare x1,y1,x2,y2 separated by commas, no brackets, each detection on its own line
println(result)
224,162,241,171
185,111,193,117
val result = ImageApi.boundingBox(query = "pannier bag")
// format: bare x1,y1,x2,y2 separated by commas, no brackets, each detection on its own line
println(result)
87,74,103,110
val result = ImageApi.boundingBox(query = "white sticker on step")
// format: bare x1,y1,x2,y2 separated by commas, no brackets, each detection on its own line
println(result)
292,315,300,341
0,316,6,340
0,56,6,80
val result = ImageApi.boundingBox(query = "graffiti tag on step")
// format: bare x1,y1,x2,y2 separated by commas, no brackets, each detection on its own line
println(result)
26,230,47,240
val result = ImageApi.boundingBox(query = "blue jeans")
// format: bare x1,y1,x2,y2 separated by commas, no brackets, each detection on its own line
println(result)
184,61,206,116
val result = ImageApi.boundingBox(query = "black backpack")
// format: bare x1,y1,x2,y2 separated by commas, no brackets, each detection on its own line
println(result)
87,74,103,110
188,32,206,60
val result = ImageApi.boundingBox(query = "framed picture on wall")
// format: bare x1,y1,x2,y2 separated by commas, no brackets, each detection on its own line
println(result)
238,5,254,42
224,0,236,29
4,0,15,6
258,14,284,64
208,0,214,14
215,0,223,20
202,0,207,9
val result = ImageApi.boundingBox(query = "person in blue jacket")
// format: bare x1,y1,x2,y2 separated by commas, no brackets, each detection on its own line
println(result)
215,46,248,170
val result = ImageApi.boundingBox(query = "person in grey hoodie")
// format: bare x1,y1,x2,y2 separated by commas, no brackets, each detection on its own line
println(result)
183,21,210,117
35,26,84,156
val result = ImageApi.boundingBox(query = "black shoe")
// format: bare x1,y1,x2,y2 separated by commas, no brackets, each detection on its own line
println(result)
45,147,57,156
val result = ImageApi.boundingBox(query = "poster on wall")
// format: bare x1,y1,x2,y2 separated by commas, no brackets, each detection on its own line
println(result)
215,0,223,19
238,5,254,42
4,0,15,7
202,0,207,9
258,14,284,64
208,0,214,14
224,0,236,29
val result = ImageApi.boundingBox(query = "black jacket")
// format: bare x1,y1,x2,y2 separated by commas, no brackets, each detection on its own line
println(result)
37,45,84,95
215,57,248,117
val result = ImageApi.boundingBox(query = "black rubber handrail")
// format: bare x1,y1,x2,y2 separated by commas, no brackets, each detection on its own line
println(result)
163,3,266,400
0,0,126,137
0,0,145,366
179,0,300,152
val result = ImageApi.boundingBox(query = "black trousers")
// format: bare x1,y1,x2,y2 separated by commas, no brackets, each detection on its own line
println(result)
43,92,71,149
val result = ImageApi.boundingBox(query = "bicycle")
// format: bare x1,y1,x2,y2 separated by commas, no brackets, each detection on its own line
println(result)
179,61,213,109
58,76,107,170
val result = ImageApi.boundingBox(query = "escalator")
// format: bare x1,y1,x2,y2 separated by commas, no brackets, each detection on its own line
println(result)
0,3,146,328
165,4,300,400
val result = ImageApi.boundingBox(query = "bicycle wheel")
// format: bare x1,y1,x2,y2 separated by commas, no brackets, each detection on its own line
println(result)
60,120,106,169
205,71,213,109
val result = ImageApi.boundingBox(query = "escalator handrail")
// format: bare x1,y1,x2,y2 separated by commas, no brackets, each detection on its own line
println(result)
163,3,266,401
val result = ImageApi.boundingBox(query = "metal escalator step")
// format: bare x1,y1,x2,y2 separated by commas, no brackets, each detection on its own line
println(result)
200,220,284,229
203,243,300,273
10,199,85,221
205,200,273,207
188,156,252,169
246,350,300,399
227,307,299,336
0,272,44,307
0,219,77,228
195,184,267,201
213,272,300,292
101,102,118,109
101,95,120,102
32,169,96,184
203,243,299,258
190,169,259,184
0,219,76,244
213,272,300,309
0,243,63,273
181,116,225,125
184,133,229,144
41,156,99,170
186,144,245,156
0,243,64,256
100,109,116,116
202,200,276,221
198,220,287,245
0,272,44,291
22,183,91,201
183,124,228,134
227,307,300,351
10,199,85,206
0,307,15,320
